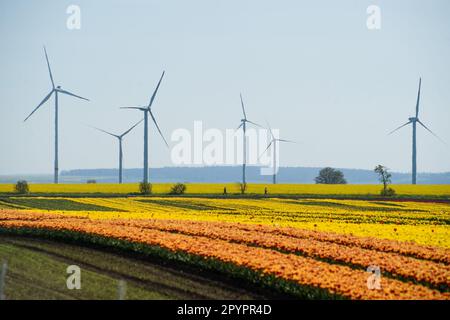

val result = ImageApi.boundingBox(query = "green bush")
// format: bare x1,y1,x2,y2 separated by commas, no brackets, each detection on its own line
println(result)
380,187,396,197
14,180,29,194
139,182,152,195
170,183,187,195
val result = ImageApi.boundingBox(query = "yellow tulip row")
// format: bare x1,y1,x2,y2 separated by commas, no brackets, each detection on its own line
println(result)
4,196,449,248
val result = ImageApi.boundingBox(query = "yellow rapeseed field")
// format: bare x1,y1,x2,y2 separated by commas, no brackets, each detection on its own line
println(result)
1,183,450,196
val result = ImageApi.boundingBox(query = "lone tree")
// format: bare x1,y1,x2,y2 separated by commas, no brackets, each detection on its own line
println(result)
315,167,347,184
374,165,396,196
237,182,247,194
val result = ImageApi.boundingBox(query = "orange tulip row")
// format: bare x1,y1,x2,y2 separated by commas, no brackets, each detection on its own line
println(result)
264,225,450,264
193,221,449,264
0,210,448,300
107,219,450,289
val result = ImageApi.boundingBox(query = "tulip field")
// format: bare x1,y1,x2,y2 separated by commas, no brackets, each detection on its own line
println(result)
0,188,449,300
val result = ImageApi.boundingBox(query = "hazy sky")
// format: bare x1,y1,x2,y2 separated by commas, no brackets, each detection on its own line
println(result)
1,0,449,175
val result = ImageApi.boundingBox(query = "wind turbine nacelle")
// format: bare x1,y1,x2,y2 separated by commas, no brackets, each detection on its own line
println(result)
409,117,417,122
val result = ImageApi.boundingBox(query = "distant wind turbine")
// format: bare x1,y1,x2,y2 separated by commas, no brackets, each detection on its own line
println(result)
120,71,168,184
90,119,143,183
259,122,295,184
24,46,89,184
236,94,262,185
389,78,445,184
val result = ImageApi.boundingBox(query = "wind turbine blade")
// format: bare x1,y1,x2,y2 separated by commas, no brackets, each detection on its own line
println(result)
57,89,89,101
258,141,273,160
149,111,169,147
148,71,165,108
24,90,54,122
121,119,144,137
90,125,119,138
417,120,447,144
43,46,55,89
240,93,247,119
388,121,411,135
265,121,275,140
245,119,264,128
120,106,146,111
415,77,422,118
277,139,296,143
235,122,244,132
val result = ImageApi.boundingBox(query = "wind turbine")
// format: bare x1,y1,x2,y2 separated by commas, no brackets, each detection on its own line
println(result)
24,47,89,184
259,122,295,184
120,71,168,184
90,119,143,183
236,94,262,185
389,78,444,184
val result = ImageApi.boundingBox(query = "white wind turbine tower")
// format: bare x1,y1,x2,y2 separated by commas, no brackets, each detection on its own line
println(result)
120,72,168,184
24,47,89,184
388,78,445,184
90,119,143,184
260,122,295,184
236,94,262,185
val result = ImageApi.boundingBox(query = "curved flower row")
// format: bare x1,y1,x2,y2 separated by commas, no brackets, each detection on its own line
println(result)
4,195,449,248
72,197,450,248
98,213,449,265
0,210,448,300
264,225,450,264
109,219,450,289
2,209,448,263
